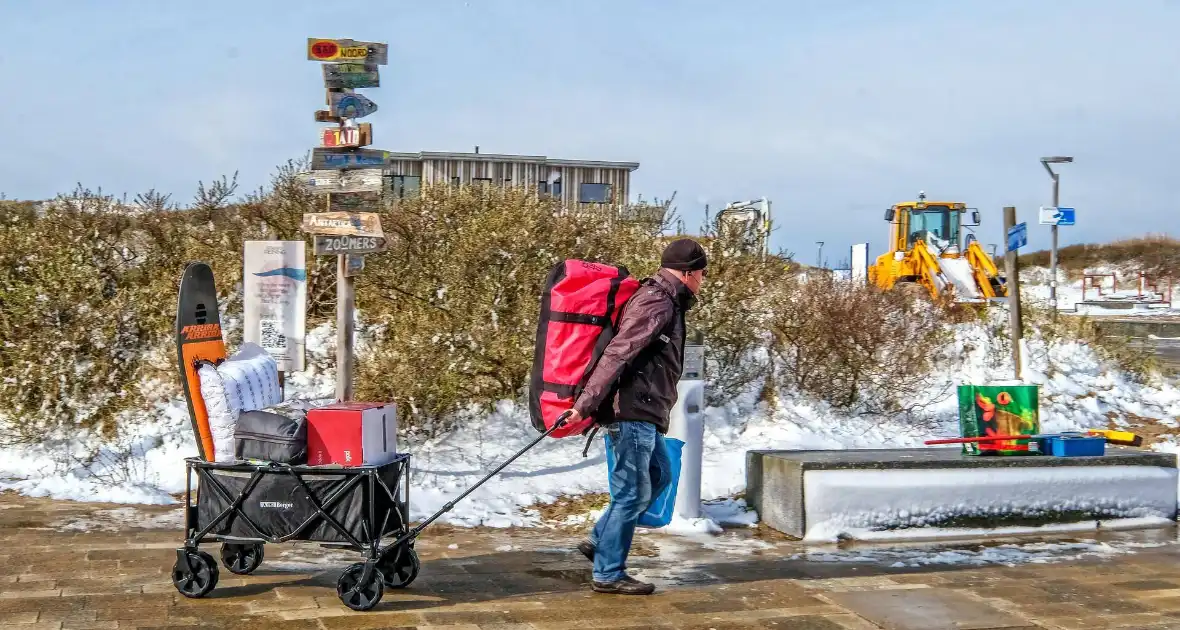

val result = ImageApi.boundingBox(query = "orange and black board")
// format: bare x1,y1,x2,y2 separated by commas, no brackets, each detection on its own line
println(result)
175,262,227,461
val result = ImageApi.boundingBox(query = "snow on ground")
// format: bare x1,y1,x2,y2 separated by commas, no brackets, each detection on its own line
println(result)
2,305,1179,538
790,538,1170,568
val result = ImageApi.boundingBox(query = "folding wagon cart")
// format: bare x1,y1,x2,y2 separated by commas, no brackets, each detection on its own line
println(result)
170,262,567,611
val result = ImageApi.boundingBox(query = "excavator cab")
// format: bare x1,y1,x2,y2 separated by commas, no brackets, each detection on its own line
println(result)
870,192,1007,302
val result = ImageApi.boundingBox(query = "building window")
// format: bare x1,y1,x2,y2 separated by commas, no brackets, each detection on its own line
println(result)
390,175,420,199
451,176,460,187
473,177,493,188
579,183,613,203
552,178,562,197
537,181,549,195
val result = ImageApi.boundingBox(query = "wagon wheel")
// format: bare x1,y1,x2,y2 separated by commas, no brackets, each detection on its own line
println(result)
378,546,420,589
336,563,385,611
172,550,219,598
220,542,265,575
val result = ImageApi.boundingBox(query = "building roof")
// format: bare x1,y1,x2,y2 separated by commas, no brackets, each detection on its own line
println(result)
384,150,640,171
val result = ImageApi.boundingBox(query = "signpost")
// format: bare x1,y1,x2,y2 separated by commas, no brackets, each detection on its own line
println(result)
329,92,378,119
328,190,382,213
298,168,383,194
321,123,372,148
1038,206,1076,226
307,38,389,64
304,36,388,402
313,234,388,256
301,211,383,237
1006,222,1028,253
243,241,307,393
311,147,389,170
323,64,380,89
1003,208,1025,381
1040,156,1074,321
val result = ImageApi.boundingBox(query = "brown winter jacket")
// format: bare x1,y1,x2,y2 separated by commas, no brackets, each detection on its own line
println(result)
572,269,692,434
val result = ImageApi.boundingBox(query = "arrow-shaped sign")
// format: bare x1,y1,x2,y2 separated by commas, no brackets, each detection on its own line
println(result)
330,92,378,119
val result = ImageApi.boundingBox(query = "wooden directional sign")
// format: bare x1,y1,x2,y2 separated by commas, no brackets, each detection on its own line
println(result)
315,110,342,123
314,234,388,256
311,148,389,170
321,123,372,148
307,38,389,65
302,211,383,238
298,168,383,194
329,92,378,119
328,190,382,213
323,64,379,89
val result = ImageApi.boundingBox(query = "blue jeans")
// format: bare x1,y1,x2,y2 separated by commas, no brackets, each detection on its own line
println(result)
590,420,672,583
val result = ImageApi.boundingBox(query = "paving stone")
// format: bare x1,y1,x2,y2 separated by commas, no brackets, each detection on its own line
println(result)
759,616,847,629
0,611,39,623
824,587,1034,630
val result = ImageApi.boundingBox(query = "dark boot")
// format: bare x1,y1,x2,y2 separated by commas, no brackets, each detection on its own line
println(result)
592,575,656,595
577,539,595,561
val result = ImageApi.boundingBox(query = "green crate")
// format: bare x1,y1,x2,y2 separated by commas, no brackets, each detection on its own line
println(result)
957,384,1040,455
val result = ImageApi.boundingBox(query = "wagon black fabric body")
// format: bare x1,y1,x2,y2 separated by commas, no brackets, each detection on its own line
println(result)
191,457,408,546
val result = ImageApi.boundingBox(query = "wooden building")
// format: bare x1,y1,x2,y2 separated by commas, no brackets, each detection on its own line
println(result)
382,148,640,210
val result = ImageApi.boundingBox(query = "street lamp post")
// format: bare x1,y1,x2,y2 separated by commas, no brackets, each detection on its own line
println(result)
1040,155,1073,321
816,241,824,268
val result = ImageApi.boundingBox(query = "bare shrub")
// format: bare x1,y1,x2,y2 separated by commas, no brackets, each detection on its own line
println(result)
768,275,953,416
689,219,796,406
354,183,666,432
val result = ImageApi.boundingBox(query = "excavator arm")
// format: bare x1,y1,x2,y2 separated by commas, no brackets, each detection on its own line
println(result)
965,240,1007,298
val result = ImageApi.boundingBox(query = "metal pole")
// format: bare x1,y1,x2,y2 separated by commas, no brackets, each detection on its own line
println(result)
1003,206,1024,381
1050,172,1060,321
816,241,824,268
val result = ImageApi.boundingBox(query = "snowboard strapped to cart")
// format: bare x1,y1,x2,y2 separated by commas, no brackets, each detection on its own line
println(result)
171,262,569,611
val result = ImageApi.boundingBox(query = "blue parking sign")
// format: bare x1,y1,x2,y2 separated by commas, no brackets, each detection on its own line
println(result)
1007,222,1028,252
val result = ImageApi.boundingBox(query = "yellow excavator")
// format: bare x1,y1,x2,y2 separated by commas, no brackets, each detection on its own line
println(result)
868,192,1007,303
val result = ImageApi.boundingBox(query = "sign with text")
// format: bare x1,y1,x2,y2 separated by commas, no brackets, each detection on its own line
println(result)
312,147,389,170
302,211,383,238
307,38,389,64
243,241,307,372
328,190,382,213
1038,206,1076,226
323,63,380,89
1007,222,1028,252
314,234,388,255
298,168,383,194
329,92,378,119
321,123,372,148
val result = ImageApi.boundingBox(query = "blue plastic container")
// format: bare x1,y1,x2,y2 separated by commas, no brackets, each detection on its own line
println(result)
1038,434,1105,457
603,434,683,527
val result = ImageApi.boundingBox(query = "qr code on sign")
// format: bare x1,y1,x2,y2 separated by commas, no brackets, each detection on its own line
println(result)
260,320,286,351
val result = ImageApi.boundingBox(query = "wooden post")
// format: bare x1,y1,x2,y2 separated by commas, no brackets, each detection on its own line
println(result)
1003,206,1024,381
336,252,356,401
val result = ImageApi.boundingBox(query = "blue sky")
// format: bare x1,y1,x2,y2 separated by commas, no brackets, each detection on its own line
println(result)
2,0,1177,263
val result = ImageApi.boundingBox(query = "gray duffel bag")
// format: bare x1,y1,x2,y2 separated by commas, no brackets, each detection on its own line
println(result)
233,410,307,464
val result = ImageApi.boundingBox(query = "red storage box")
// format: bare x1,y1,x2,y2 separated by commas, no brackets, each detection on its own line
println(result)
306,402,398,467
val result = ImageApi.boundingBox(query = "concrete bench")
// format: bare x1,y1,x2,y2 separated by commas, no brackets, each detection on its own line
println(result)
746,447,1179,542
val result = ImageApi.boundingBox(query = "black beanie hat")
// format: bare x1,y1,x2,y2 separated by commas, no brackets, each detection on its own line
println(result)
661,238,708,272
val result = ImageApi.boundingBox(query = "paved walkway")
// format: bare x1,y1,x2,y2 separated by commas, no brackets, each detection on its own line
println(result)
5,492,1180,629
